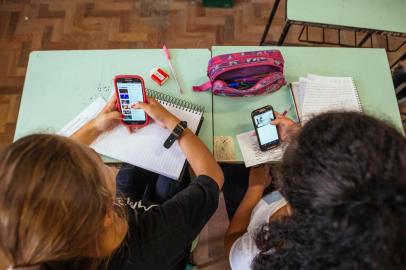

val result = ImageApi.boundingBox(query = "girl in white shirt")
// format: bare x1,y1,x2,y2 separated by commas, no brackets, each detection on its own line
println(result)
224,112,406,270
224,111,297,270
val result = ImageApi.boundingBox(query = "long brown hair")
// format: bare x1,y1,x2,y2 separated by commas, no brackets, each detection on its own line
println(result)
0,134,126,270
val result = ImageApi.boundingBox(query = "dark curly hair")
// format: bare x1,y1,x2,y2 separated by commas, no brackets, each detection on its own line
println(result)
252,112,406,270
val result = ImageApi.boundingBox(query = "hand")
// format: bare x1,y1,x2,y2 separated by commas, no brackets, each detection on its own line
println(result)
131,97,180,130
271,112,300,142
92,95,122,132
248,164,272,190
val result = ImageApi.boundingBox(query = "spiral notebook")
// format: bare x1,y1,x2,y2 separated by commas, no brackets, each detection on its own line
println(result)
59,89,204,181
291,74,362,123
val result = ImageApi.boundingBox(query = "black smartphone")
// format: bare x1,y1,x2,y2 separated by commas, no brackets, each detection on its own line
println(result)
251,105,280,151
114,75,149,127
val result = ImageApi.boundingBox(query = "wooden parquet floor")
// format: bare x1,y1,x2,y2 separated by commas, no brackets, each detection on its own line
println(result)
0,1,405,269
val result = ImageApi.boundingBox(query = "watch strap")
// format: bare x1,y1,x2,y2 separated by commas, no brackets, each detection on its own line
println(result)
164,121,187,149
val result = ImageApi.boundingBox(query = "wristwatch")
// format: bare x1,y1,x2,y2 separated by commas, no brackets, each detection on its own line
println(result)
164,121,188,149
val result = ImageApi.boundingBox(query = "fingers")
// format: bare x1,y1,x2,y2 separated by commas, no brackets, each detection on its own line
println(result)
274,111,283,118
131,101,150,112
146,97,158,104
271,118,282,125
106,111,122,121
106,111,123,119
131,96,160,109
272,111,284,124
103,95,118,112
131,98,160,115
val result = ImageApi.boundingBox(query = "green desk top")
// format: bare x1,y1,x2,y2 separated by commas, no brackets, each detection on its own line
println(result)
15,49,213,161
212,46,402,162
288,0,406,34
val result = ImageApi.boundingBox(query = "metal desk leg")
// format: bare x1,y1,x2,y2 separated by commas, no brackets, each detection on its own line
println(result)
259,0,281,45
357,32,372,47
277,20,292,46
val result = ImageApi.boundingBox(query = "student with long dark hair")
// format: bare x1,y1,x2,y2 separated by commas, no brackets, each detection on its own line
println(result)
225,112,406,270
0,96,224,270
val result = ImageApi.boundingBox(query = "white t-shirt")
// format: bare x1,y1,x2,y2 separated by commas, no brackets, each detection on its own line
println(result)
229,191,287,270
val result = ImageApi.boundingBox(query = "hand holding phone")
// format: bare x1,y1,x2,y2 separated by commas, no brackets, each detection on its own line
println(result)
271,112,300,142
132,97,180,131
114,75,149,128
251,105,280,151
92,95,122,132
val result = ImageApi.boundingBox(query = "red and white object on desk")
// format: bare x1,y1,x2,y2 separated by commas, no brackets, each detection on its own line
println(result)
150,68,169,86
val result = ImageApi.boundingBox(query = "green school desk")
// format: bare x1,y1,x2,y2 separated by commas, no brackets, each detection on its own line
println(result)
261,0,406,45
212,46,403,162
14,49,213,162
260,0,406,67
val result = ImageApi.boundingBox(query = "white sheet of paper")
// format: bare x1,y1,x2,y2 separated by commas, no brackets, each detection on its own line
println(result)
58,97,106,137
301,74,361,122
237,130,287,167
298,77,307,106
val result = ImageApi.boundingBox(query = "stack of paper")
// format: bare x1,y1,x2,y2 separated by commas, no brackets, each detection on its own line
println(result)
237,74,363,168
236,130,287,167
291,74,362,122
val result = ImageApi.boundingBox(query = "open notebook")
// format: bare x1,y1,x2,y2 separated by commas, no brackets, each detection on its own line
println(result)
291,74,362,123
59,89,204,180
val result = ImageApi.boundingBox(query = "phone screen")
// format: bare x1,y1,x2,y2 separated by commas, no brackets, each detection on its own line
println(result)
116,79,146,123
253,109,279,146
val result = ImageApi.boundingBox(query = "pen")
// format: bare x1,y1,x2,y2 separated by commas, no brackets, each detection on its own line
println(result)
282,104,292,116
228,82,239,88
227,82,256,88
163,45,182,94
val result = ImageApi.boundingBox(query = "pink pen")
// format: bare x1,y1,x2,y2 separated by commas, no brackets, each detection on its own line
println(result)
163,45,182,94
282,104,292,116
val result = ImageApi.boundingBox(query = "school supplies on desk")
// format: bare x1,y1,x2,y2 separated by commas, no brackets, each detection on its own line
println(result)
163,45,182,94
237,130,287,167
291,74,362,123
150,68,169,86
59,89,204,180
193,50,286,97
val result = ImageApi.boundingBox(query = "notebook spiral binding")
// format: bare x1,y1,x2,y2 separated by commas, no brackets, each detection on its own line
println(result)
146,88,205,114
351,78,363,111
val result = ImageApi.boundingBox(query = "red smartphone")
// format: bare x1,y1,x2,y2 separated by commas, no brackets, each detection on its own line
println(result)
251,105,280,151
114,75,149,127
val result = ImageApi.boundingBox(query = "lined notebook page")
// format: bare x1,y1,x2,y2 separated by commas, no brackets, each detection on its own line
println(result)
301,74,362,121
59,97,203,180
92,102,202,180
